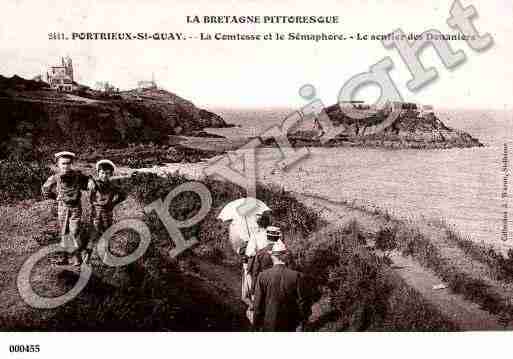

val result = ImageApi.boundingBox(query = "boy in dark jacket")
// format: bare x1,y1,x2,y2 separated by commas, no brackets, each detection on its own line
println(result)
41,151,90,266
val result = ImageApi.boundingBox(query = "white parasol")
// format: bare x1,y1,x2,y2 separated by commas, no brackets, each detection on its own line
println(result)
218,197,270,221
218,198,270,254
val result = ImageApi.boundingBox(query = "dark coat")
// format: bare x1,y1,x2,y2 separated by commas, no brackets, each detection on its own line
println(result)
42,170,89,206
247,248,273,295
253,264,312,331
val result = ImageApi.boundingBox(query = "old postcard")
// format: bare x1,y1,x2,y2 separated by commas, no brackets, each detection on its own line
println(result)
0,0,512,357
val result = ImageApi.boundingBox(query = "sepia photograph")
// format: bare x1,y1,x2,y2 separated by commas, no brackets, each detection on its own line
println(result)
0,0,512,356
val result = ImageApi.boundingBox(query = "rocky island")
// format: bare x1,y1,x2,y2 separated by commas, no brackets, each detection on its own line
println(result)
287,102,483,149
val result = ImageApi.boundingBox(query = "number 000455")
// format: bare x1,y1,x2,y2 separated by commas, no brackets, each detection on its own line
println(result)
9,344,40,353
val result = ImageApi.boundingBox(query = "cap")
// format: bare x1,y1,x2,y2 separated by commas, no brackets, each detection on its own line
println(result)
96,159,116,173
54,151,76,161
266,226,282,242
271,239,287,253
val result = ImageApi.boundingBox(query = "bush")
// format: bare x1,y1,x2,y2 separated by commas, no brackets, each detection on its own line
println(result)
0,158,52,204
375,226,397,252
288,222,456,331
118,172,325,263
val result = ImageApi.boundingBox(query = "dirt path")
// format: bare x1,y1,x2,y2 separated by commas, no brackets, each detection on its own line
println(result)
293,191,505,330
118,165,511,330
189,257,248,319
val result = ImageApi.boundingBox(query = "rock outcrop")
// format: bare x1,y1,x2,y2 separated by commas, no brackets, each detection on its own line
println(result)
0,75,230,159
289,104,483,149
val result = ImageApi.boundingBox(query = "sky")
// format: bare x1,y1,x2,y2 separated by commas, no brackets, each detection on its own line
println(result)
0,0,512,109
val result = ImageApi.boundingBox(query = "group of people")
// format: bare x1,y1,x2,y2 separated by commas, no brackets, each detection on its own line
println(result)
41,151,126,266
41,150,311,331
239,212,312,331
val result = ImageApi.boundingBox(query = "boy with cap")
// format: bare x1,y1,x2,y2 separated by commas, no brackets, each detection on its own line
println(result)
84,159,127,263
253,239,312,331
42,151,90,266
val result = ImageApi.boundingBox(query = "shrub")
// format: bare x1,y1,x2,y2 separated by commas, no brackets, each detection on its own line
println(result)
0,158,52,204
118,172,325,263
288,222,456,331
375,225,398,264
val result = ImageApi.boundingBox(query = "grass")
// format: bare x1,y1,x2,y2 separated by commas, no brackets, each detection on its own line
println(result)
0,171,325,331
2,169,502,331
384,222,513,324
81,143,221,168
118,172,324,264
0,158,51,204
287,221,457,331
270,190,513,327
440,221,513,283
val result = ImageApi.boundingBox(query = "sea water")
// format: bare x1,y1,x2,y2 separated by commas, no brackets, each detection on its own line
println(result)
205,107,513,251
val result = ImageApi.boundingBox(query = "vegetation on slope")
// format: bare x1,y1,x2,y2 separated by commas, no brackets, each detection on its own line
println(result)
0,75,229,160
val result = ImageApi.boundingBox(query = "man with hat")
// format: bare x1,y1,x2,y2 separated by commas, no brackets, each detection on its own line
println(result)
253,239,312,331
42,151,90,266
84,159,127,263
247,226,282,297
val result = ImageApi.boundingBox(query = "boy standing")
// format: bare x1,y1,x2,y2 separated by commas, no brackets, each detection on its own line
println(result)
42,151,90,266
84,159,126,263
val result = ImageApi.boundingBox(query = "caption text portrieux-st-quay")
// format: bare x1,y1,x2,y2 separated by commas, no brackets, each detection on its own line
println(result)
49,31,478,42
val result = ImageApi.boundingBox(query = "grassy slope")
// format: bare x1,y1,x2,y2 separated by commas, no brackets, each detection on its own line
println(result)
0,173,322,331
0,197,249,331
288,223,457,331
0,171,466,331
296,191,513,328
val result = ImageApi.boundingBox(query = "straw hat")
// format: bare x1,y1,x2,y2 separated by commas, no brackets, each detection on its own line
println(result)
271,239,287,253
266,226,282,242
54,151,76,161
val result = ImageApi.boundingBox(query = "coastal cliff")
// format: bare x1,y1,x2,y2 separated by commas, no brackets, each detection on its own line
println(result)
0,75,229,159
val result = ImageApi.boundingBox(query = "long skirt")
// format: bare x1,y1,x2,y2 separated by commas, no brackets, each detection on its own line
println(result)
241,263,254,323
